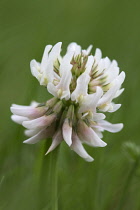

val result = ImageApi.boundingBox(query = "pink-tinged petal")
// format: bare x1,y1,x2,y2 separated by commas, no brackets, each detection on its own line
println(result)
22,114,56,130
23,126,54,144
77,121,107,147
62,119,72,146
12,104,32,108
45,130,62,155
10,106,47,119
98,120,123,133
24,129,40,137
23,130,46,144
71,132,94,162
11,115,28,125
12,101,39,108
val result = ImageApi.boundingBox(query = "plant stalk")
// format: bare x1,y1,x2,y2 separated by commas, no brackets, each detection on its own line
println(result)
38,139,59,210
50,146,59,210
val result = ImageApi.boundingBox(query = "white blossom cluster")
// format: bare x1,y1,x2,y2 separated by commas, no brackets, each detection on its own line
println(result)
11,42,125,162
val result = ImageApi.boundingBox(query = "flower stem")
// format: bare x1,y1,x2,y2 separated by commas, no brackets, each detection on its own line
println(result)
38,139,51,210
38,139,59,210
50,146,59,210
117,159,139,210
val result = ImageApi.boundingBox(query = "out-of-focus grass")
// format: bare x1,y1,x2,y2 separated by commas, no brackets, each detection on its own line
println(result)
0,0,140,209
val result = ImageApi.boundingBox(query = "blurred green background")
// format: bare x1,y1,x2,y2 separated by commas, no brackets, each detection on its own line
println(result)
0,0,140,209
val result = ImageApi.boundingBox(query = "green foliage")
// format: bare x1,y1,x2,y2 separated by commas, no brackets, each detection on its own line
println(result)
0,0,140,209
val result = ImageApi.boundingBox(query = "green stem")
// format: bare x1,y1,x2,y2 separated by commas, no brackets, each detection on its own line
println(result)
50,146,59,210
117,160,139,210
38,139,59,210
38,140,51,210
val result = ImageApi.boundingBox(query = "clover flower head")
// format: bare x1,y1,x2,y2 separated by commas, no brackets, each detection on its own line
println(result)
11,42,125,162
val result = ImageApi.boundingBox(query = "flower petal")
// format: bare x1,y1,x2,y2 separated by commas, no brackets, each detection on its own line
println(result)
67,42,81,55
24,129,39,137
84,55,94,74
22,114,56,130
23,130,46,144
82,45,93,55
104,67,119,84
30,60,41,82
49,42,62,60
77,121,107,147
40,60,53,85
47,50,73,100
98,84,119,106
41,42,62,84
45,129,62,155
59,50,74,76
79,86,103,113
23,126,54,144
98,72,125,107
62,119,72,146
108,103,121,112
92,113,106,121
11,115,28,125
71,72,90,102
47,83,58,97
98,120,123,133
94,48,102,62
93,130,103,138
56,53,73,99
114,88,124,98
10,106,47,119
12,101,39,108
41,45,52,72
71,132,94,162
94,59,105,76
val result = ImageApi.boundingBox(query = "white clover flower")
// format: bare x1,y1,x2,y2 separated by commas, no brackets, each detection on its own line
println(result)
10,42,125,162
